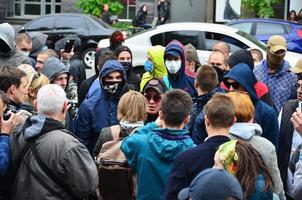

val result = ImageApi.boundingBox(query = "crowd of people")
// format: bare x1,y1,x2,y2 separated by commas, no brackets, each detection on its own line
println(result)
0,21,302,200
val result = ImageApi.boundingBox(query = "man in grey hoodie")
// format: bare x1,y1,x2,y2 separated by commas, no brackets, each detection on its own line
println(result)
0,23,32,68
10,84,98,200
42,57,77,130
42,57,77,105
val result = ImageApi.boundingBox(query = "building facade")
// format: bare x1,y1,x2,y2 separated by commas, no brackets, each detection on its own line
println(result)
0,0,300,25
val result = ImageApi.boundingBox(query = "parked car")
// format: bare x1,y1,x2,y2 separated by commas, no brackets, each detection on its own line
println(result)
226,18,302,53
98,22,301,72
17,13,115,68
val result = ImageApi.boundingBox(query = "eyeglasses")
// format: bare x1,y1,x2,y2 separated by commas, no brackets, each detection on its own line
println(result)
144,94,161,102
224,81,241,90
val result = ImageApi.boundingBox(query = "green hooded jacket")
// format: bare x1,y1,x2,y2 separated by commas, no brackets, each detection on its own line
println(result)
140,45,167,91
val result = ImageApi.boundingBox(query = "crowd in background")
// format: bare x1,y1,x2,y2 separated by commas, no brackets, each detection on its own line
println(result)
0,19,302,200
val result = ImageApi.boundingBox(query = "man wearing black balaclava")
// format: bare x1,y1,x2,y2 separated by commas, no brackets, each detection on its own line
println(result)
74,60,128,153
254,35,297,113
208,50,228,84
115,45,140,91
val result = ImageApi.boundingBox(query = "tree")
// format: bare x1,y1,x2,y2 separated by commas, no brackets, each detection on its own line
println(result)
241,0,279,18
76,0,123,17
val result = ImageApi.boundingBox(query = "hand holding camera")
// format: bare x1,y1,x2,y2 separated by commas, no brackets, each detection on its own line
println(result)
1,111,23,135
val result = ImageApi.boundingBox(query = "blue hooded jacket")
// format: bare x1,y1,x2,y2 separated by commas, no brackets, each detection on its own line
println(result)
224,63,279,149
121,127,195,200
163,40,197,98
74,60,127,153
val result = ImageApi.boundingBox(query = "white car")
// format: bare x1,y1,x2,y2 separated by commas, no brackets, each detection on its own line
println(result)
98,22,301,70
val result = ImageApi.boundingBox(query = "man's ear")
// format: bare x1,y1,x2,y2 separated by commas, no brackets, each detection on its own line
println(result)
62,101,68,114
232,116,237,125
159,110,164,120
194,80,199,89
9,85,16,95
205,115,210,127
183,115,190,125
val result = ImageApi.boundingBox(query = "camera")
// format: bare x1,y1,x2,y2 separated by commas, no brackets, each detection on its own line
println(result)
3,104,18,120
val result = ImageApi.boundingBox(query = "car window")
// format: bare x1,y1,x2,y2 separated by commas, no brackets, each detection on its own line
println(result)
163,31,205,50
205,32,249,53
150,33,164,46
256,22,286,35
26,16,55,31
229,22,253,34
84,17,99,31
236,31,266,50
55,16,86,30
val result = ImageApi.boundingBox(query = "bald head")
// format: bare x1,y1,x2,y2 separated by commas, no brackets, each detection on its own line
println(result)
208,51,227,71
213,42,230,58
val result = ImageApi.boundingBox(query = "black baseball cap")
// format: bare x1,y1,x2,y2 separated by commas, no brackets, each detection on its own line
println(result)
143,78,167,94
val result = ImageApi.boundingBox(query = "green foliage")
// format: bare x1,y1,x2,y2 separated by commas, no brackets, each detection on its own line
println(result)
76,0,123,17
241,0,279,18
112,22,131,30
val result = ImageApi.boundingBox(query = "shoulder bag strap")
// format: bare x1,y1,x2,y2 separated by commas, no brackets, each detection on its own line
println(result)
22,147,65,199
28,141,82,200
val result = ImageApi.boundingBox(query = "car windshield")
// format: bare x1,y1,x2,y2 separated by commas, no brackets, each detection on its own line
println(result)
89,15,112,29
236,30,266,50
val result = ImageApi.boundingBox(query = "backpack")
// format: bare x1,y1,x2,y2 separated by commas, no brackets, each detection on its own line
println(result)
96,126,137,200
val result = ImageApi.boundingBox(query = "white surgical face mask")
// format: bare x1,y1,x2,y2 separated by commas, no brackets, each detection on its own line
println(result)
165,60,182,74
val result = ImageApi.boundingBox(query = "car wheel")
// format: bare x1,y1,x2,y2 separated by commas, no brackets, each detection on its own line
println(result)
82,47,96,69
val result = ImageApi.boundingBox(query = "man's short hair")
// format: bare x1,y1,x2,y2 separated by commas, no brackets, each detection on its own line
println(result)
0,65,27,92
161,89,192,127
0,90,9,105
38,49,58,58
15,32,32,45
196,65,218,92
37,84,67,115
213,41,230,55
204,93,235,128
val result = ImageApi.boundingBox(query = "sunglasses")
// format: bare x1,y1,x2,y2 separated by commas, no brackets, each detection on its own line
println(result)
31,73,41,84
144,94,161,102
224,81,241,90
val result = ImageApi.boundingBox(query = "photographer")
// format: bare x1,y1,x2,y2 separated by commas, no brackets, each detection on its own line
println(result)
0,98,23,177
0,65,35,119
